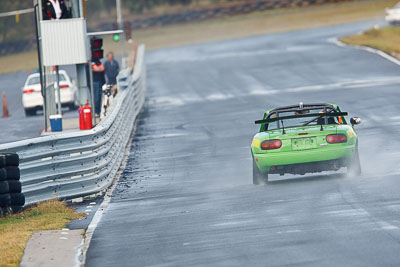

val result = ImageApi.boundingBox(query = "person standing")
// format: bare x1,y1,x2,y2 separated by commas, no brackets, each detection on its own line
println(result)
42,0,70,20
104,52,120,85
91,60,105,117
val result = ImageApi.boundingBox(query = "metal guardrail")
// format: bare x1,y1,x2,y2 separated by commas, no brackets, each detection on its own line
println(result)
0,45,146,206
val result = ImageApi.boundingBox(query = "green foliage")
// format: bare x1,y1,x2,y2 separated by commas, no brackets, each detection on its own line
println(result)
363,28,381,37
0,0,242,42
0,0,34,42
86,0,238,14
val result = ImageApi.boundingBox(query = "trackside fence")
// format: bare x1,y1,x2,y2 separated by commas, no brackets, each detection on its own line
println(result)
0,45,146,206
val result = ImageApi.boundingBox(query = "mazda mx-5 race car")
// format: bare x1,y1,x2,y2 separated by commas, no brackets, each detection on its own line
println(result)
251,103,361,185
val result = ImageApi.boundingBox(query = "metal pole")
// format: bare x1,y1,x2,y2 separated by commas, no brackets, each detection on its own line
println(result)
70,0,80,18
88,62,96,126
38,0,43,20
0,8,34,18
80,0,86,18
55,66,62,115
45,70,57,126
116,0,126,65
33,1,48,131
87,30,123,36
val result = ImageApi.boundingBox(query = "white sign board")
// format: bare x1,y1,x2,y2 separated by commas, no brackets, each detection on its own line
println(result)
41,18,89,66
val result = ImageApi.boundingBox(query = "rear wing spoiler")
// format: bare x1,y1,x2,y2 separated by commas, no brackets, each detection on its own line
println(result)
255,112,348,124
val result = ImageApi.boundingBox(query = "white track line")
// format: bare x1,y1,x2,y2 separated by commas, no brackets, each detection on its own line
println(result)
329,36,400,233
78,123,136,266
328,37,400,67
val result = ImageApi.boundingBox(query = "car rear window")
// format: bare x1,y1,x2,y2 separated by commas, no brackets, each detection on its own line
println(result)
265,108,338,131
27,77,40,85
27,74,67,85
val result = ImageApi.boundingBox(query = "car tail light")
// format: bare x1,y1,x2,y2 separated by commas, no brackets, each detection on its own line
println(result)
326,134,347,144
261,139,282,150
23,89,35,94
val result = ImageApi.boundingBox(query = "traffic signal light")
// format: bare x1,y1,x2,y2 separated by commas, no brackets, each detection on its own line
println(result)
112,23,120,42
90,37,103,61
113,34,120,42
124,22,132,41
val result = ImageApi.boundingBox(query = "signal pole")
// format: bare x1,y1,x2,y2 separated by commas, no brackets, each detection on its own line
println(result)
33,0,48,130
116,0,126,67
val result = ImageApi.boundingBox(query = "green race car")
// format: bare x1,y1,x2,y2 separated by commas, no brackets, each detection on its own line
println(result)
251,103,361,185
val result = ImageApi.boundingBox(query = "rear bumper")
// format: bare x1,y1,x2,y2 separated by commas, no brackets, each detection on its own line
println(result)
386,14,400,23
22,90,74,109
22,93,43,109
60,90,75,104
268,159,347,175
253,146,355,174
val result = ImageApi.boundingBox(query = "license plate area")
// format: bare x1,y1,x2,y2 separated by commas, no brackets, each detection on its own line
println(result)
292,137,317,150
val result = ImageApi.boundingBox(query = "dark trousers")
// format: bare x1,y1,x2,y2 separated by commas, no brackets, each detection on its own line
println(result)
93,81,102,115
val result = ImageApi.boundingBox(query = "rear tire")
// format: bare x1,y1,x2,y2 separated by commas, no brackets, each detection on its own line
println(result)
347,147,362,176
253,160,268,185
24,108,36,116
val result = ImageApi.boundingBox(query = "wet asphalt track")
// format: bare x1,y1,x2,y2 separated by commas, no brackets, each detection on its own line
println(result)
86,20,400,266
0,71,46,143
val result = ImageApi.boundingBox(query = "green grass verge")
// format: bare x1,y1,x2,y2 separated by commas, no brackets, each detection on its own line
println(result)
0,201,85,266
340,26,400,57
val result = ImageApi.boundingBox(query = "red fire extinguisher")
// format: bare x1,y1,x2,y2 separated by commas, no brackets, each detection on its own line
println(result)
78,105,85,130
78,100,93,130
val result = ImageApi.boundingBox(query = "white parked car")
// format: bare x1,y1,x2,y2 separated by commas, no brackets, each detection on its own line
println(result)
386,2,400,25
22,71,79,116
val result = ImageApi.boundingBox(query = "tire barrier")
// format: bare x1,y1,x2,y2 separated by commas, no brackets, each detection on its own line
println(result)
0,152,24,215
0,45,146,207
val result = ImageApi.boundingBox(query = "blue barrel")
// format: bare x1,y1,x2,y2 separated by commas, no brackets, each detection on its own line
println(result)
49,114,63,132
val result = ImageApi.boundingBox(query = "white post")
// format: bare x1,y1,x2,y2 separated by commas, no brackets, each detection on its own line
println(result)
116,0,126,67
55,66,62,115
33,0,48,130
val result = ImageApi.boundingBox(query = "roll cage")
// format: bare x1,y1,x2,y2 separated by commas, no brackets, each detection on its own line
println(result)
256,103,348,132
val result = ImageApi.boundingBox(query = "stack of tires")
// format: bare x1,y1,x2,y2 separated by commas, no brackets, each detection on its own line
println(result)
0,153,25,215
